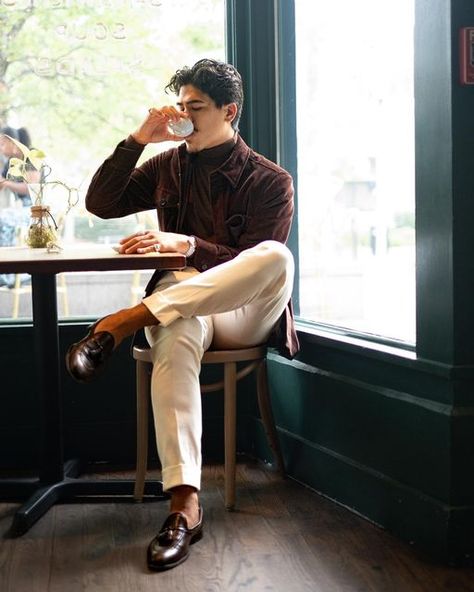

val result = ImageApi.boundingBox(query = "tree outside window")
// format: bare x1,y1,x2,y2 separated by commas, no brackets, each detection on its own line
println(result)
0,0,225,319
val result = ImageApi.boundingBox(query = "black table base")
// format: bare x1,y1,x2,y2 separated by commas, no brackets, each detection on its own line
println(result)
2,459,168,537
1,273,168,537
0,252,186,538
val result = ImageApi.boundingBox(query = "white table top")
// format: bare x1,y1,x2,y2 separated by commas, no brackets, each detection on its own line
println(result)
0,245,186,274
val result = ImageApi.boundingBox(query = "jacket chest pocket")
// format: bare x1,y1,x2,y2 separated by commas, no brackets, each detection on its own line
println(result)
155,190,180,231
156,191,180,209
225,213,247,245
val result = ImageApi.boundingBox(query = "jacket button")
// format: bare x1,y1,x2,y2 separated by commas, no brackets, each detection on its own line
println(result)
160,200,166,207
201,264,208,270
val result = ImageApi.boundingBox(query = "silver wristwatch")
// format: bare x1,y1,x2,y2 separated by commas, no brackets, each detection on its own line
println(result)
184,235,196,258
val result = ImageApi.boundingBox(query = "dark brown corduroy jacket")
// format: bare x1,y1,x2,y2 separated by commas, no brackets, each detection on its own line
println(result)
85,134,299,358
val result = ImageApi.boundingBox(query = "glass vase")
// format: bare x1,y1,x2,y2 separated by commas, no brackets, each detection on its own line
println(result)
27,205,57,248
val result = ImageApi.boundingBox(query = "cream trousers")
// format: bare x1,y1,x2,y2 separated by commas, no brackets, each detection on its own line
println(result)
142,240,294,491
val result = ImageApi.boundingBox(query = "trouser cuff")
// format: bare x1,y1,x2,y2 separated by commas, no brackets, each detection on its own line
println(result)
162,464,201,492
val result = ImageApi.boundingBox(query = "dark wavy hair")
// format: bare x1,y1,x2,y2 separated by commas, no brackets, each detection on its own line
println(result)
165,59,244,131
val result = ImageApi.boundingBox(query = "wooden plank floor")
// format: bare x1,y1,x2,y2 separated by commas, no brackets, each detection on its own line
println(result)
1,460,474,592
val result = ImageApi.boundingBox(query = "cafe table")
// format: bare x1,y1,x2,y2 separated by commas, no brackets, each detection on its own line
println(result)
0,244,186,536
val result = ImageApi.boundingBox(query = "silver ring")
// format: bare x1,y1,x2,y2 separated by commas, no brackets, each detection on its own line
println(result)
153,243,160,252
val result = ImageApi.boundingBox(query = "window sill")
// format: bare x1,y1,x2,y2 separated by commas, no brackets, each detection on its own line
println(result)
293,319,443,375
294,320,474,380
296,318,415,356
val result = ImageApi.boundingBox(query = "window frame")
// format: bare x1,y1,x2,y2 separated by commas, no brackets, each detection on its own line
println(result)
228,0,471,365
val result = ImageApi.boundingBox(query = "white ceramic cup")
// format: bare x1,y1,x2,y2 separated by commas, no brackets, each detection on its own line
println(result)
168,118,194,138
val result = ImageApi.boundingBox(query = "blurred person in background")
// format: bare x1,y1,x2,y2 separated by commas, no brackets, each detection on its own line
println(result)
0,126,38,207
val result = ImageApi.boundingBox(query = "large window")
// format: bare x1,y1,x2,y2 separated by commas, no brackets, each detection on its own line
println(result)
295,0,415,344
0,0,225,320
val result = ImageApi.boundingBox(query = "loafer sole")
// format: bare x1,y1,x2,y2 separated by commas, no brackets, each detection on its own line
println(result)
65,316,115,383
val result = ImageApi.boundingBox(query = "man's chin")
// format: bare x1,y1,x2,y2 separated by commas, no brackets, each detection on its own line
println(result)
185,139,200,153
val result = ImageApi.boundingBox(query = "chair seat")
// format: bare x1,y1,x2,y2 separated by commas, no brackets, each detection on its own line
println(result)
132,344,285,509
132,344,267,364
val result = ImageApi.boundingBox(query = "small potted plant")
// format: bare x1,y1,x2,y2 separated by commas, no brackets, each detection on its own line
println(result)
3,134,78,248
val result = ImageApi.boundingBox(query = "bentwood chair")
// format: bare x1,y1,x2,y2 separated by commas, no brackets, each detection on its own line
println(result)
132,344,285,509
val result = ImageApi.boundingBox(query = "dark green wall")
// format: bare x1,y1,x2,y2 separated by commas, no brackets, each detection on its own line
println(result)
244,340,474,564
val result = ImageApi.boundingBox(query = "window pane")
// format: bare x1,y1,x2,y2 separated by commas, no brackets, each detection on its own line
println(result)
0,0,225,321
295,0,415,343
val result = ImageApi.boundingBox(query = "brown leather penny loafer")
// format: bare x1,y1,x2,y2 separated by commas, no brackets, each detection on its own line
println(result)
65,317,115,383
147,507,203,571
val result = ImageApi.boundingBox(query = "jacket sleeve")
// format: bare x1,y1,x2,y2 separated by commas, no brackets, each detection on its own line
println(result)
190,170,294,272
85,136,161,219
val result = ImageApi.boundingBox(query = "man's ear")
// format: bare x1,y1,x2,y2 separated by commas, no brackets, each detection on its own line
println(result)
224,103,238,124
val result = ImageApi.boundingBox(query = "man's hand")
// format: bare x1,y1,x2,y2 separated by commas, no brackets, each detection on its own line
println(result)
131,106,191,145
118,230,191,255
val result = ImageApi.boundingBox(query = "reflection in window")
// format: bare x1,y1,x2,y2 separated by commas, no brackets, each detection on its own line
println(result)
0,0,225,320
295,0,415,343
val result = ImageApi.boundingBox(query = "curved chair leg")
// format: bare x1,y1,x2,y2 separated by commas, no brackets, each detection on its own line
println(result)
134,359,150,502
224,361,237,510
256,360,285,476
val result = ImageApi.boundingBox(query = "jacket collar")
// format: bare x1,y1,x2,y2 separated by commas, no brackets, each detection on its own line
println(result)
177,134,250,189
